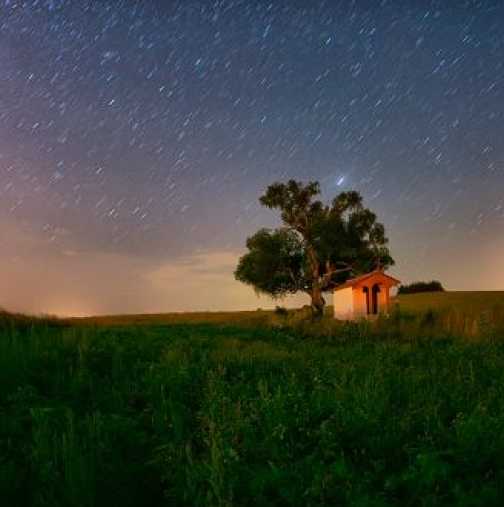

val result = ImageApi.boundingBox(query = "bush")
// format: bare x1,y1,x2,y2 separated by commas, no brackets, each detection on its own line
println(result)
274,306,289,317
398,280,445,295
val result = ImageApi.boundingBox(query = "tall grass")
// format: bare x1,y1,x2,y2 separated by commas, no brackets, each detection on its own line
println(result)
2,307,504,505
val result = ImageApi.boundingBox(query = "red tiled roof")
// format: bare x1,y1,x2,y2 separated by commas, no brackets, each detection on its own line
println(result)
333,270,401,291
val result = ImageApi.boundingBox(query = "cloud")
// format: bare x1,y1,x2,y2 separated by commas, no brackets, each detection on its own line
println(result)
144,249,307,313
0,219,306,316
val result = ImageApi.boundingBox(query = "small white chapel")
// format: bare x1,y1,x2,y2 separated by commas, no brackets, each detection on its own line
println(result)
332,270,401,320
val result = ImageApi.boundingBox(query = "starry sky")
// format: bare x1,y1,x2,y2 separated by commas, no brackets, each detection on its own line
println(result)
1,0,504,316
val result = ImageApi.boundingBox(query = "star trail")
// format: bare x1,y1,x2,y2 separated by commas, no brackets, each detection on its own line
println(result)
1,0,503,316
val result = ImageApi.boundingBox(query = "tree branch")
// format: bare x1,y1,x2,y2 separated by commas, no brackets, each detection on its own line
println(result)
320,262,354,290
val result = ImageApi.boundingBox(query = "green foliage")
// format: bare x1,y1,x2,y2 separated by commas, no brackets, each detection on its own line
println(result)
2,307,504,505
235,228,305,297
398,281,445,295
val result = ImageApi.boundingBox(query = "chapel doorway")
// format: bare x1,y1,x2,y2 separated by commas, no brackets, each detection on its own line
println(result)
371,284,380,314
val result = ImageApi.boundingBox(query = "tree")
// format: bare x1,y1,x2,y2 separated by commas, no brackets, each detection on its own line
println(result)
398,280,444,294
235,180,394,319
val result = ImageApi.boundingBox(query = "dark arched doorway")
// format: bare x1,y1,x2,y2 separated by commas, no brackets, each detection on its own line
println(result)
363,287,370,315
371,284,380,315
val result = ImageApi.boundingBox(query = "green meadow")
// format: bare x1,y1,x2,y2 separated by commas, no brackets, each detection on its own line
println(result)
395,291,504,316
2,292,504,506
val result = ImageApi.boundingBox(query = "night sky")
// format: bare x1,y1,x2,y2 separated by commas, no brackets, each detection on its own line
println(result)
1,1,504,316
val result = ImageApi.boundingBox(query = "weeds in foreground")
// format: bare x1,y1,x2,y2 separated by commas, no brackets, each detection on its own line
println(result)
1,309,504,505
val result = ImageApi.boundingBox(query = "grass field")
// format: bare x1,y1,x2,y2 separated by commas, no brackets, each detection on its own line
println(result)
70,291,504,328
2,292,504,506
395,291,504,315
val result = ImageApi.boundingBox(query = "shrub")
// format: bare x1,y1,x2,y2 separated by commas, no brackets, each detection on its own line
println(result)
274,306,289,317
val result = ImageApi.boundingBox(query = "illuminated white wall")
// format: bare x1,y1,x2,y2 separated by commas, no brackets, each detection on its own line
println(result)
333,287,354,320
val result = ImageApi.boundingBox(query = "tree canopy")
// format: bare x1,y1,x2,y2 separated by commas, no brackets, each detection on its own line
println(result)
398,281,445,295
235,180,394,318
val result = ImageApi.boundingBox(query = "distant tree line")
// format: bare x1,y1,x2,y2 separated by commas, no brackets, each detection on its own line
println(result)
398,280,445,294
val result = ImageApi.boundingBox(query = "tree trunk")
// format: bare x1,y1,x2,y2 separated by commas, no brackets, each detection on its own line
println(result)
305,244,325,320
310,285,325,320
